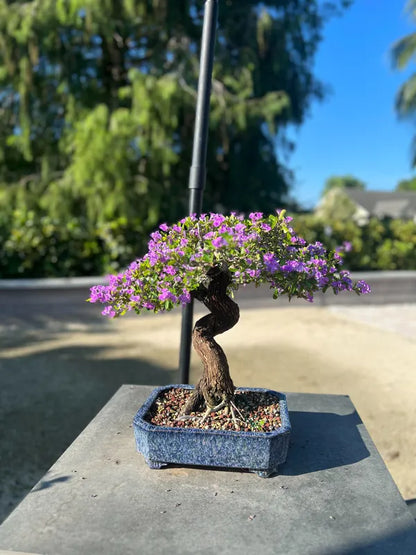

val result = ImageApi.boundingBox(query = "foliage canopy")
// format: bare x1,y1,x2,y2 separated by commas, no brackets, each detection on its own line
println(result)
89,210,370,317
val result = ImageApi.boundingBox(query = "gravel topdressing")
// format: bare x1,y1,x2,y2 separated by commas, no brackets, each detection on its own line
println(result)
146,388,282,432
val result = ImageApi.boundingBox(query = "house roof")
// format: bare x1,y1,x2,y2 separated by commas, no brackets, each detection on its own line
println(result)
344,189,416,219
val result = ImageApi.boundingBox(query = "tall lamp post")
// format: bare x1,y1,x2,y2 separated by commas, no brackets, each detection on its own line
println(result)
178,0,219,384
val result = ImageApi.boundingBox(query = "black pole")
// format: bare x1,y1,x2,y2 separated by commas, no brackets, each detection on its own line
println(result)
178,0,219,384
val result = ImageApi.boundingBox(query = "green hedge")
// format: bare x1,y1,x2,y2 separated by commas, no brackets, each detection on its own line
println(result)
1,207,415,278
0,210,144,278
291,215,416,271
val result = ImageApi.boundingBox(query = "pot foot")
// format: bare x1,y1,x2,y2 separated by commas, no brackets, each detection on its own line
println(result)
254,469,275,478
146,459,166,470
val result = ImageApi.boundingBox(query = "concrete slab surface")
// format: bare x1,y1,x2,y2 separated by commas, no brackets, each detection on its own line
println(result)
0,385,415,555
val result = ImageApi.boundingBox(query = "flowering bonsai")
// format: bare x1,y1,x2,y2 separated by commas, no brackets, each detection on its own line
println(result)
90,211,370,424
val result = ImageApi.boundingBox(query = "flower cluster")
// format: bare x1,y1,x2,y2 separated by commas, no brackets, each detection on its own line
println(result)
89,211,371,317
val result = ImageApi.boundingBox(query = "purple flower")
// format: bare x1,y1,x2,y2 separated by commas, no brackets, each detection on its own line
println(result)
150,231,162,241
158,289,176,302
261,223,271,232
212,236,227,248
218,224,232,234
281,260,308,273
294,237,306,246
211,214,225,227
147,252,159,266
89,285,105,303
164,265,177,276
129,260,140,271
102,306,116,317
263,253,279,273
314,272,329,287
179,290,191,305
307,242,326,256
356,280,371,294
159,223,169,231
305,292,314,302
249,212,263,221
343,241,352,252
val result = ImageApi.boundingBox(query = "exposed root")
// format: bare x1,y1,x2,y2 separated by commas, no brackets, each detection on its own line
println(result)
200,400,226,424
230,400,245,420
230,404,239,430
176,398,244,430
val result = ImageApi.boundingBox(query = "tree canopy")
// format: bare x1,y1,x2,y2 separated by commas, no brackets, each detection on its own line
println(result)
321,175,366,197
0,0,351,276
315,187,358,221
396,177,416,191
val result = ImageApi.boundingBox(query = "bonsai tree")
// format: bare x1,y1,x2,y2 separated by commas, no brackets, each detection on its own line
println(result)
90,211,370,422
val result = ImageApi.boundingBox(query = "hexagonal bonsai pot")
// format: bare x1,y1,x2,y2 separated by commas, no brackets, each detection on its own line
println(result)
133,384,291,477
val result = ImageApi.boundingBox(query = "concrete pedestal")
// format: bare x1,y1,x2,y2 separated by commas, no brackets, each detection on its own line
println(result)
0,385,415,555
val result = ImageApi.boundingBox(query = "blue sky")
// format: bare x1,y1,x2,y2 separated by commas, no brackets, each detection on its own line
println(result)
288,0,416,209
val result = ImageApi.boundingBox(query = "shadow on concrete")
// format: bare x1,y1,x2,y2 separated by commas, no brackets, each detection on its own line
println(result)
31,475,72,492
332,524,416,554
0,344,176,522
282,410,370,475
406,498,416,520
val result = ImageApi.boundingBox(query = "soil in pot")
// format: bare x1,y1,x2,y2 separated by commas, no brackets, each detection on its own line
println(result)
145,387,282,432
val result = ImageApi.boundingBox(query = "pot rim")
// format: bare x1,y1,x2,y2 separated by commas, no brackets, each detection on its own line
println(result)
133,384,292,438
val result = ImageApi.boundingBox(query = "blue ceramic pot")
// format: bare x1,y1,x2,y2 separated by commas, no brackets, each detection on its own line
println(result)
133,385,291,477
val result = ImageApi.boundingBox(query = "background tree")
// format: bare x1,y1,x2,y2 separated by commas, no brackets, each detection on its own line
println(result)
0,0,352,277
315,187,358,221
321,175,366,197
396,177,416,191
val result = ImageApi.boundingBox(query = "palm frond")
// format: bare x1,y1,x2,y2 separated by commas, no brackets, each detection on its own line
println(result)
395,72,416,117
392,32,416,69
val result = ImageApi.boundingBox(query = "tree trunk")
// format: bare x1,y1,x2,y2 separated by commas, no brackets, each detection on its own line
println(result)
182,266,240,415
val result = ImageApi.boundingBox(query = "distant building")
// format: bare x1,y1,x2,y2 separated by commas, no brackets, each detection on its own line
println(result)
315,188,416,225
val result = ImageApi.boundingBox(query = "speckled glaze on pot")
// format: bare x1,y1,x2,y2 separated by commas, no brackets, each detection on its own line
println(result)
133,385,291,477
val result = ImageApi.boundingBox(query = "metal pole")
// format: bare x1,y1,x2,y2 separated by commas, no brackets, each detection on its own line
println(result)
178,0,219,384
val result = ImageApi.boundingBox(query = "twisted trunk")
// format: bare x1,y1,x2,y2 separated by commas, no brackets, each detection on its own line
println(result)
182,267,240,415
